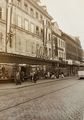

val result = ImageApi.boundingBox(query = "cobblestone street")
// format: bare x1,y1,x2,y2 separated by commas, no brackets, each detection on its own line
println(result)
0,78,84,120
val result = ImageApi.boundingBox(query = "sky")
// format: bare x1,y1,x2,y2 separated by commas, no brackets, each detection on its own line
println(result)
41,0,84,49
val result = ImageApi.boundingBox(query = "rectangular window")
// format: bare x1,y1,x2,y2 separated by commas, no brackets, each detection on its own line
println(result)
40,15,43,21
26,40,31,53
0,32,3,49
15,37,21,52
30,23,35,33
49,33,51,41
40,28,43,38
61,41,63,47
36,26,39,35
59,39,61,47
24,2,28,11
17,15,22,27
31,42,35,54
49,48,51,58
57,38,60,47
47,21,51,27
63,41,65,48
30,8,34,16
24,20,29,30
0,7,2,19
36,12,39,19
17,0,21,7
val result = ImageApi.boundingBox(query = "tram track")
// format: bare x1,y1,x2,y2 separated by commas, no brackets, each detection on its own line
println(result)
0,77,77,97
0,80,80,113
0,79,73,96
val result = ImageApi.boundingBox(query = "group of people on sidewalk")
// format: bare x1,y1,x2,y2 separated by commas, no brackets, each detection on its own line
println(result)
14,69,64,85
14,70,38,85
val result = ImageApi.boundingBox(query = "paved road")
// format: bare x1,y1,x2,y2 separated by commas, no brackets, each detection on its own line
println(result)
0,78,84,120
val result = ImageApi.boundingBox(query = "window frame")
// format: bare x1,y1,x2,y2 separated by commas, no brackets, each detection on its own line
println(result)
30,22,35,33
24,1,28,11
30,8,34,17
17,0,21,7
0,7,2,19
24,19,29,31
17,15,22,27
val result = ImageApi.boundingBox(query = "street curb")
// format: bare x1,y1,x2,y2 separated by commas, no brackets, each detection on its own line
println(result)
17,76,77,89
0,76,77,90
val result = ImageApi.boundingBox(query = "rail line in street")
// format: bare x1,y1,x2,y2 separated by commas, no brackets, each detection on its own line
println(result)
0,80,80,113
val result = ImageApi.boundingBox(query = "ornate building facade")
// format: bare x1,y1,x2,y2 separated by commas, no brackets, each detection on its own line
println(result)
0,0,83,82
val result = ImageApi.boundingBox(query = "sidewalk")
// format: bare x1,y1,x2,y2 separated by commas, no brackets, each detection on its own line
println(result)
0,76,77,90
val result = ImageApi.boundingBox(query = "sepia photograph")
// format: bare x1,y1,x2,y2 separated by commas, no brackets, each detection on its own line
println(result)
0,0,84,119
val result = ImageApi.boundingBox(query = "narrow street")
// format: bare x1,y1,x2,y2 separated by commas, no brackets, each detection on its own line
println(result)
0,78,84,120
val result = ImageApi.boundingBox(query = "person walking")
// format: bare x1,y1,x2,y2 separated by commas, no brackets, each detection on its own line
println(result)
33,71,38,83
15,70,21,85
20,71,24,82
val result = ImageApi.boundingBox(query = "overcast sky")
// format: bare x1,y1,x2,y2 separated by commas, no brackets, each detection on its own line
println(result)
41,0,84,49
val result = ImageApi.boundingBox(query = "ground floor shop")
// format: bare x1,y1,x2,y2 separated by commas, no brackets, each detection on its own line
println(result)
0,53,82,83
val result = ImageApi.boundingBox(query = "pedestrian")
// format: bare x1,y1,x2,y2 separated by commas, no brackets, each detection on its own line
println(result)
61,72,64,78
20,71,24,82
15,70,21,85
47,72,50,79
30,71,34,82
33,71,38,83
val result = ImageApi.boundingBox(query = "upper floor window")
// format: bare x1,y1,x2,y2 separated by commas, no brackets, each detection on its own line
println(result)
30,23,35,33
49,48,52,58
58,38,61,47
48,33,51,41
0,32,3,49
0,7,2,19
24,20,29,30
36,26,39,35
46,20,51,27
24,2,28,11
36,12,39,19
40,28,43,38
17,15,22,27
40,15,43,21
31,42,35,54
17,0,21,6
17,0,21,7
63,41,65,48
30,8,34,16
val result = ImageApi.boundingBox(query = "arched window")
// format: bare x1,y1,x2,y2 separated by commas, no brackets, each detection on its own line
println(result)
0,7,2,19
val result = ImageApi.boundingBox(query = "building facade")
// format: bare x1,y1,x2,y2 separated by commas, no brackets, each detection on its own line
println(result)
51,22,67,76
0,0,53,59
62,32,83,75
0,0,83,82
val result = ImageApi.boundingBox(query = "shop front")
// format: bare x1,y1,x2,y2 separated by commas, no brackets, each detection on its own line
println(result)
0,52,58,82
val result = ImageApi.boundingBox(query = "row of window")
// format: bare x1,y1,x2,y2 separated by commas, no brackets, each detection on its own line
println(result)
17,0,42,19
66,43,77,55
15,38,52,58
58,38,65,48
59,51,65,59
17,15,44,37
17,15,51,41
16,0,51,27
